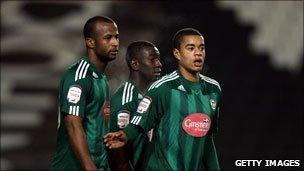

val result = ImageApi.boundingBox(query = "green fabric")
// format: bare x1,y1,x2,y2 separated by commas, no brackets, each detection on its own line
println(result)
203,135,220,171
110,81,149,169
124,70,221,170
51,57,110,170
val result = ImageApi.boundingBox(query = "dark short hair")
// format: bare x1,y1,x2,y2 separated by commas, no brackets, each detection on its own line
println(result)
125,41,156,69
173,28,202,49
83,16,115,39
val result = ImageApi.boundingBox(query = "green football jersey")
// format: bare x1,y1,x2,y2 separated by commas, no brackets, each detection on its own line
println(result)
110,81,149,170
51,57,110,170
124,70,221,171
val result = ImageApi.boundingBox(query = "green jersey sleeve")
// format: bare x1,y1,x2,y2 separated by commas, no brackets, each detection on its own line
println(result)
110,100,138,131
110,82,140,131
209,85,222,134
59,71,91,118
124,87,165,142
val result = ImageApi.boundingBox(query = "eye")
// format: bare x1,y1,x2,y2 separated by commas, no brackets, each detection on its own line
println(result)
151,57,160,62
151,58,156,63
104,36,111,40
187,47,194,51
199,46,205,51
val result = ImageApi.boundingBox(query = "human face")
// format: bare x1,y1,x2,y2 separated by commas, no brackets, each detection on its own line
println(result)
138,46,162,81
174,35,205,75
93,22,119,62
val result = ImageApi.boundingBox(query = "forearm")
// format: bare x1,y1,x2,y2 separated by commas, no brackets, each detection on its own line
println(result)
66,117,97,170
124,124,141,143
203,135,220,171
109,147,132,171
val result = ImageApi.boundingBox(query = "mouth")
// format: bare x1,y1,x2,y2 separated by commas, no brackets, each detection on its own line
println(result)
109,50,118,55
154,72,161,76
154,68,162,76
194,58,203,67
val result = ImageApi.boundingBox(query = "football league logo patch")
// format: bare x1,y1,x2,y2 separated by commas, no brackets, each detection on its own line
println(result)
137,96,152,114
117,111,130,128
67,85,82,104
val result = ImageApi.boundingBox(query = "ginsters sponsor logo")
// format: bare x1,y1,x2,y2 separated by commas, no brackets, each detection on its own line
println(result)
182,113,211,137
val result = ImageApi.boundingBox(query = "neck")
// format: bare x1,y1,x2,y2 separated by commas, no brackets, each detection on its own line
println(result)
129,72,151,92
178,66,199,82
87,50,107,73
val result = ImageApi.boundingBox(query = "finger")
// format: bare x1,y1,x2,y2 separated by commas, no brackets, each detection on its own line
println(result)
109,141,125,149
103,133,114,139
107,142,120,149
104,137,115,144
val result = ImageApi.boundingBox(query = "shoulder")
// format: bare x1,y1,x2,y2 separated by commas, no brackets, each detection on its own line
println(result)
63,59,93,83
148,71,180,91
199,74,221,92
111,81,137,106
60,59,93,93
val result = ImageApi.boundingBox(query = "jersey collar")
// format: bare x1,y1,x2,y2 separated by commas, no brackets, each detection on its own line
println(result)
126,80,143,97
177,70,202,93
81,56,105,78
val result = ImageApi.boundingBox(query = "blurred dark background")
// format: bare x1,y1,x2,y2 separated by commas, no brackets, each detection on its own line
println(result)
1,1,303,170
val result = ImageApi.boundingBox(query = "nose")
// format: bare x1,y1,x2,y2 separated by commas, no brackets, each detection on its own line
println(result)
111,37,119,47
195,48,203,56
155,59,162,68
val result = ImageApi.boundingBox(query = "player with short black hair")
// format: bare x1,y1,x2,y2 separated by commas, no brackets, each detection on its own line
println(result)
104,28,221,170
109,40,162,170
173,28,202,50
83,16,115,39
51,15,119,170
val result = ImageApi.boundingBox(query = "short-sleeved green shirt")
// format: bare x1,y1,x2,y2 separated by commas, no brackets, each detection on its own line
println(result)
51,57,110,170
124,70,221,170
110,81,149,169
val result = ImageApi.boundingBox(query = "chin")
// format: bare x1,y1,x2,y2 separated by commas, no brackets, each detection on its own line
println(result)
191,67,202,71
153,76,160,81
107,55,117,61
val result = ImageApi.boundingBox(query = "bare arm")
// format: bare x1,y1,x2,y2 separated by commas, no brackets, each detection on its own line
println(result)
65,114,97,171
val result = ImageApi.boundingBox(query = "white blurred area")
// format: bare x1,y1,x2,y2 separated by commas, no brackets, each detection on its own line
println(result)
1,1,116,170
217,1,303,73
1,1,159,169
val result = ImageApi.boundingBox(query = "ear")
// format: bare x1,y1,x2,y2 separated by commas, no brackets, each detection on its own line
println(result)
130,59,139,71
85,38,95,48
173,48,181,61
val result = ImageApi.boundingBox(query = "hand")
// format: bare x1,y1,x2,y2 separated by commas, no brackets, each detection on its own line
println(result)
103,130,127,149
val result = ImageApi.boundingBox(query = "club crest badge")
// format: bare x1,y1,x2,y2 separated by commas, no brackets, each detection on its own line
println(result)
210,99,216,111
